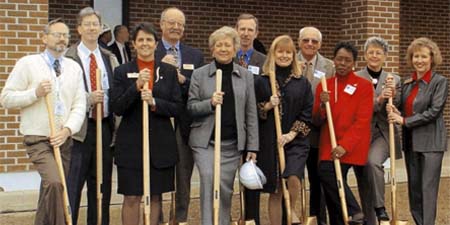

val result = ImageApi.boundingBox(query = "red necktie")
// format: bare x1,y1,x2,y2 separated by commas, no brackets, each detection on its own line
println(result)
89,53,103,119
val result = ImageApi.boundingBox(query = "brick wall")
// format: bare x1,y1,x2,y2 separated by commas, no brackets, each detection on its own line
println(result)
1,0,449,171
0,0,49,172
400,0,450,133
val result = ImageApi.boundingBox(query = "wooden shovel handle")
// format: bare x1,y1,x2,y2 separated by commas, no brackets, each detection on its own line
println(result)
320,76,349,225
95,68,103,225
387,73,398,222
143,80,151,225
213,69,222,225
45,95,73,225
269,72,292,225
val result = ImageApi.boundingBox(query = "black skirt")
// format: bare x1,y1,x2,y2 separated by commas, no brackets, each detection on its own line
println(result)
117,165,174,195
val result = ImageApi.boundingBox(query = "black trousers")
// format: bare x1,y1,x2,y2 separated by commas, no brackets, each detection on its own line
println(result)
319,161,362,225
306,147,327,225
244,189,261,225
68,119,113,225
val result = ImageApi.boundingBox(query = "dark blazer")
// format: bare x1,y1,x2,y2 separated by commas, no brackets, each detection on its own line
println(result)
65,43,119,142
108,41,132,64
356,67,402,158
401,71,448,152
234,49,266,76
111,60,182,169
155,41,204,143
187,62,259,151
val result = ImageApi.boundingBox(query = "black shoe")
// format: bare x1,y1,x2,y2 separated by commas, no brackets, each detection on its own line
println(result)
375,207,390,221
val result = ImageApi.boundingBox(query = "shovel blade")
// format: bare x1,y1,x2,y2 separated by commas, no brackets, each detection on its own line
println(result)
304,216,317,225
379,221,390,225
178,223,189,225
395,221,408,225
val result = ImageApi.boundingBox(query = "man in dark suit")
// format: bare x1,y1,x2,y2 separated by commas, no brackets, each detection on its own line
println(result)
234,13,266,225
297,26,335,225
235,13,266,77
108,25,131,64
65,7,119,225
155,7,204,224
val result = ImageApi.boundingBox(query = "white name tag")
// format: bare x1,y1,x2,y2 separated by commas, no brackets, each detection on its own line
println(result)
127,73,139,78
314,70,326,79
344,84,356,95
183,64,194,70
102,73,110,89
248,65,260,75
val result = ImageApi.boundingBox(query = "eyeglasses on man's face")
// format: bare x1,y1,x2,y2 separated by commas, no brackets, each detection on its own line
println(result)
301,38,320,44
164,19,185,28
48,32,71,39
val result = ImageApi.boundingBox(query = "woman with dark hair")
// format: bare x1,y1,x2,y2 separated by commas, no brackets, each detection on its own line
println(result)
388,37,447,225
312,41,374,225
255,35,313,225
111,22,182,225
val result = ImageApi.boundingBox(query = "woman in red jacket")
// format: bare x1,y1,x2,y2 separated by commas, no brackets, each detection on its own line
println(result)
312,41,374,225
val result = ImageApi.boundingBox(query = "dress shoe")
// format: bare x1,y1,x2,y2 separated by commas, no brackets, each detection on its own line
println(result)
375,207,390,221
348,212,365,225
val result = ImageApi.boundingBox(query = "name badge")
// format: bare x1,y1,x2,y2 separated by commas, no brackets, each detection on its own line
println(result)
313,70,326,79
55,100,65,116
248,65,260,75
127,73,139,78
183,64,194,70
102,73,110,90
344,84,356,95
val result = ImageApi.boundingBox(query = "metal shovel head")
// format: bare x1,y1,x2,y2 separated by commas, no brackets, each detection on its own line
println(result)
230,219,256,225
304,216,317,225
178,223,189,225
379,221,408,225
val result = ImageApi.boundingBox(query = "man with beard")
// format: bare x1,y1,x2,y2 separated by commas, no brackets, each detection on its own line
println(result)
297,26,334,225
0,18,86,225
155,7,204,224
65,7,119,225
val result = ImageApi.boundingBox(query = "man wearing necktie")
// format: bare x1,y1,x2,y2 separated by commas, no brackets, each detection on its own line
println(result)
155,7,204,224
1,19,86,225
108,25,131,64
65,7,119,225
233,13,266,225
296,26,335,225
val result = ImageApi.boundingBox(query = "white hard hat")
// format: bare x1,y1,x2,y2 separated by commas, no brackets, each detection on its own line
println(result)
239,160,267,190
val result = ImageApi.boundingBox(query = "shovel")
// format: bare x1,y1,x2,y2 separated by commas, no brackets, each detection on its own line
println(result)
301,178,317,225
143,80,151,225
213,69,223,225
380,74,408,225
320,76,349,225
45,93,72,225
95,68,103,225
269,71,292,225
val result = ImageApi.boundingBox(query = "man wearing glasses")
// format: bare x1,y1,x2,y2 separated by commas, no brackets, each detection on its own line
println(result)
65,7,119,225
155,7,204,224
297,26,334,225
1,19,86,225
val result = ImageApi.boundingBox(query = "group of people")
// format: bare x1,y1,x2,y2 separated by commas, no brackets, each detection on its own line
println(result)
0,5,447,225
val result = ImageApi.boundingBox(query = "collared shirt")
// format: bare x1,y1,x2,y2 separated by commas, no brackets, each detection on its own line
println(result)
405,70,432,117
77,42,110,117
115,41,128,63
237,48,254,65
162,38,182,68
44,49,63,69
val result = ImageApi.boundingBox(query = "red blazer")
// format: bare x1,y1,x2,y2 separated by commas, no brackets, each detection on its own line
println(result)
312,71,374,165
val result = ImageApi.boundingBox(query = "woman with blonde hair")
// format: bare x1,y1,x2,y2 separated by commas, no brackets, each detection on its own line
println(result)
255,35,313,225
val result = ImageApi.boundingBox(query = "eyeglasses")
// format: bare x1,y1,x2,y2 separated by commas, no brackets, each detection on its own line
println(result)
301,38,320,44
81,22,101,27
164,19,185,28
48,32,71,39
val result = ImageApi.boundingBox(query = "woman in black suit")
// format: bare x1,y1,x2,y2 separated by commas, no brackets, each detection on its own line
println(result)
111,22,182,225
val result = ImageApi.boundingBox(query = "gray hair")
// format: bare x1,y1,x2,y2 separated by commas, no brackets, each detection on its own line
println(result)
160,7,185,22
77,7,102,25
44,18,68,34
364,36,389,53
208,26,240,53
299,26,322,42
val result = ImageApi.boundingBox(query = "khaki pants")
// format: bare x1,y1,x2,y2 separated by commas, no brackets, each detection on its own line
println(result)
24,135,72,225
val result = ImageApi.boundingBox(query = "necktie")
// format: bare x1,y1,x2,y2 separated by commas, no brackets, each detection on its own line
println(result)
306,62,314,82
89,53,103,119
122,46,128,63
239,53,248,68
53,59,61,77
